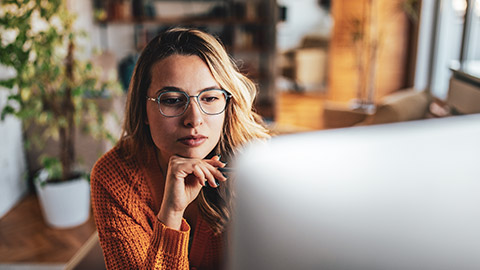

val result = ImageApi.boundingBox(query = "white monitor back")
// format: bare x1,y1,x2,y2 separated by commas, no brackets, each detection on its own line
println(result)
230,114,480,270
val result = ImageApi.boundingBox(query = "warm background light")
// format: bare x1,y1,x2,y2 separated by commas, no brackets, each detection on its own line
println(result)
328,0,410,105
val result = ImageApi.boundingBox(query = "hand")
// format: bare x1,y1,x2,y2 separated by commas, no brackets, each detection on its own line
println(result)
157,155,227,230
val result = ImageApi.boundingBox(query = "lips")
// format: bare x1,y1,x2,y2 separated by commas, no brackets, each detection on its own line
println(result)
177,135,208,147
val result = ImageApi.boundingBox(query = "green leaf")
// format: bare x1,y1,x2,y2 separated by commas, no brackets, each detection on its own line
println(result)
7,94,21,102
40,156,63,181
0,78,17,89
1,105,16,121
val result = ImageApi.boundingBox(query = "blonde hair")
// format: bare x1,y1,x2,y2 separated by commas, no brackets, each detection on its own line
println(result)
119,28,270,233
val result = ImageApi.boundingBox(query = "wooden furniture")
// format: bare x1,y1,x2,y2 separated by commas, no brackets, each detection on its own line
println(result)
274,1,415,131
322,102,371,129
275,91,369,132
0,194,101,270
327,0,411,103
274,91,327,132
449,62,480,114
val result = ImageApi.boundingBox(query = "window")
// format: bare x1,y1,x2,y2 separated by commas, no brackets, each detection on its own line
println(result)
417,0,480,99
462,0,480,77
463,0,480,62
431,0,466,99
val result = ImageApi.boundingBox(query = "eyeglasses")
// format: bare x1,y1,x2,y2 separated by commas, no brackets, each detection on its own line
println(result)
146,89,232,117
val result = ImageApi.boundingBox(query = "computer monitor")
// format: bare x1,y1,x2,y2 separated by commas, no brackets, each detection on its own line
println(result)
229,114,480,270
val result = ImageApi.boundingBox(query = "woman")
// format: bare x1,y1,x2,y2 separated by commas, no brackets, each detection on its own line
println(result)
91,28,270,269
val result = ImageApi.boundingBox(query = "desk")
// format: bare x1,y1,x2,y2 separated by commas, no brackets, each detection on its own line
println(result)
275,91,327,131
274,92,372,132
322,101,371,129
0,194,101,270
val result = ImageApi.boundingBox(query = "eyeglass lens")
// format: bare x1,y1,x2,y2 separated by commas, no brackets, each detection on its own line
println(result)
158,89,228,117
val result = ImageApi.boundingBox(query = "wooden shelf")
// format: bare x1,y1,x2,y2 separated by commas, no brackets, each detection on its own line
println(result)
93,0,278,117
0,194,99,269
96,17,265,25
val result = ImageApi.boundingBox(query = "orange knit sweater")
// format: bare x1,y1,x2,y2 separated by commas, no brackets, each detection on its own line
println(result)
91,146,226,270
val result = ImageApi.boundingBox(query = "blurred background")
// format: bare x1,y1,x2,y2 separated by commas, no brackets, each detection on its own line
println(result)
1,0,480,269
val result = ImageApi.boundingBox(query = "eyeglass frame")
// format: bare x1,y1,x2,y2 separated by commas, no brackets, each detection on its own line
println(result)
146,88,233,118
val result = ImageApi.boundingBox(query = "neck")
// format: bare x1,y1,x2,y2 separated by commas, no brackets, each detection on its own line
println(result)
155,148,169,176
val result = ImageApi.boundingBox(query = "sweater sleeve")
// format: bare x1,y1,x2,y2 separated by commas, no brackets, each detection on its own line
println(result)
91,152,191,270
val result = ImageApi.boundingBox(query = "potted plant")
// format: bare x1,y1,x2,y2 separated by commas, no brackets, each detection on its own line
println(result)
0,0,121,228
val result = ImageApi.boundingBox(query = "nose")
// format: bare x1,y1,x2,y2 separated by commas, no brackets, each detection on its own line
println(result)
182,98,204,127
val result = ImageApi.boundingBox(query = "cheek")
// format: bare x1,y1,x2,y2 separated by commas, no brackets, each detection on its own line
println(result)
146,108,171,139
210,115,226,139
149,119,179,155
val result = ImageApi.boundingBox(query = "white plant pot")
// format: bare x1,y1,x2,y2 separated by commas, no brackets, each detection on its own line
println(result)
34,169,91,228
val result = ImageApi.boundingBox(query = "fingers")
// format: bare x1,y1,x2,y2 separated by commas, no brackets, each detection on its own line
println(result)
192,163,207,187
206,155,226,168
197,164,218,188
204,156,228,187
197,160,226,188
170,155,227,188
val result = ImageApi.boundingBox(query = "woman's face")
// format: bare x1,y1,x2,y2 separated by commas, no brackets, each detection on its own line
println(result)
146,54,225,167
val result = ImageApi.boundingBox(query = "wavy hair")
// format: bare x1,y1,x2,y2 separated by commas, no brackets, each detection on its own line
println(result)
119,28,270,233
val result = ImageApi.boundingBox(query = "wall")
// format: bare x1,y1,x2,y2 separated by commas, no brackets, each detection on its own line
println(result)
0,66,27,218
276,0,332,52
67,0,135,63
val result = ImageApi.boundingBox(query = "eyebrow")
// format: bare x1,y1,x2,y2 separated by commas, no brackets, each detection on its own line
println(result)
155,86,221,96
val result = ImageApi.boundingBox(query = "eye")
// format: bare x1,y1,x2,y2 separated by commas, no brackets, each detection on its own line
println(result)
161,97,182,105
159,93,187,106
200,90,224,103
201,95,220,103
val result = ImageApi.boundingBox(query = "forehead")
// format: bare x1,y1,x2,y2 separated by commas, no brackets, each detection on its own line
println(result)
149,54,219,94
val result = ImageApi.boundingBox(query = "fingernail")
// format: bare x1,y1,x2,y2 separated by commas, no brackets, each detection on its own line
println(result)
215,180,220,186
221,172,228,178
217,154,222,159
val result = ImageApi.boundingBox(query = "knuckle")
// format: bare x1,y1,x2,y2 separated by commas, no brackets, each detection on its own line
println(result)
192,163,200,170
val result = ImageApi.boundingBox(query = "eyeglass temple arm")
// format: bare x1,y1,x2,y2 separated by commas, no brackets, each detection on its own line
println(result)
146,96,156,102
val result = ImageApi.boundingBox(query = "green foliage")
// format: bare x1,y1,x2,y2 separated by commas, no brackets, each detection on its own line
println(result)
0,0,122,181
1,105,16,120
0,78,16,88
40,156,62,181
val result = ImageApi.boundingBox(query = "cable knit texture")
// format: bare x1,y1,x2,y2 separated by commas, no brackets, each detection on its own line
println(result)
91,146,225,270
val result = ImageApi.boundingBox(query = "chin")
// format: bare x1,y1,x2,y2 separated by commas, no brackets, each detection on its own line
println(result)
178,148,212,159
